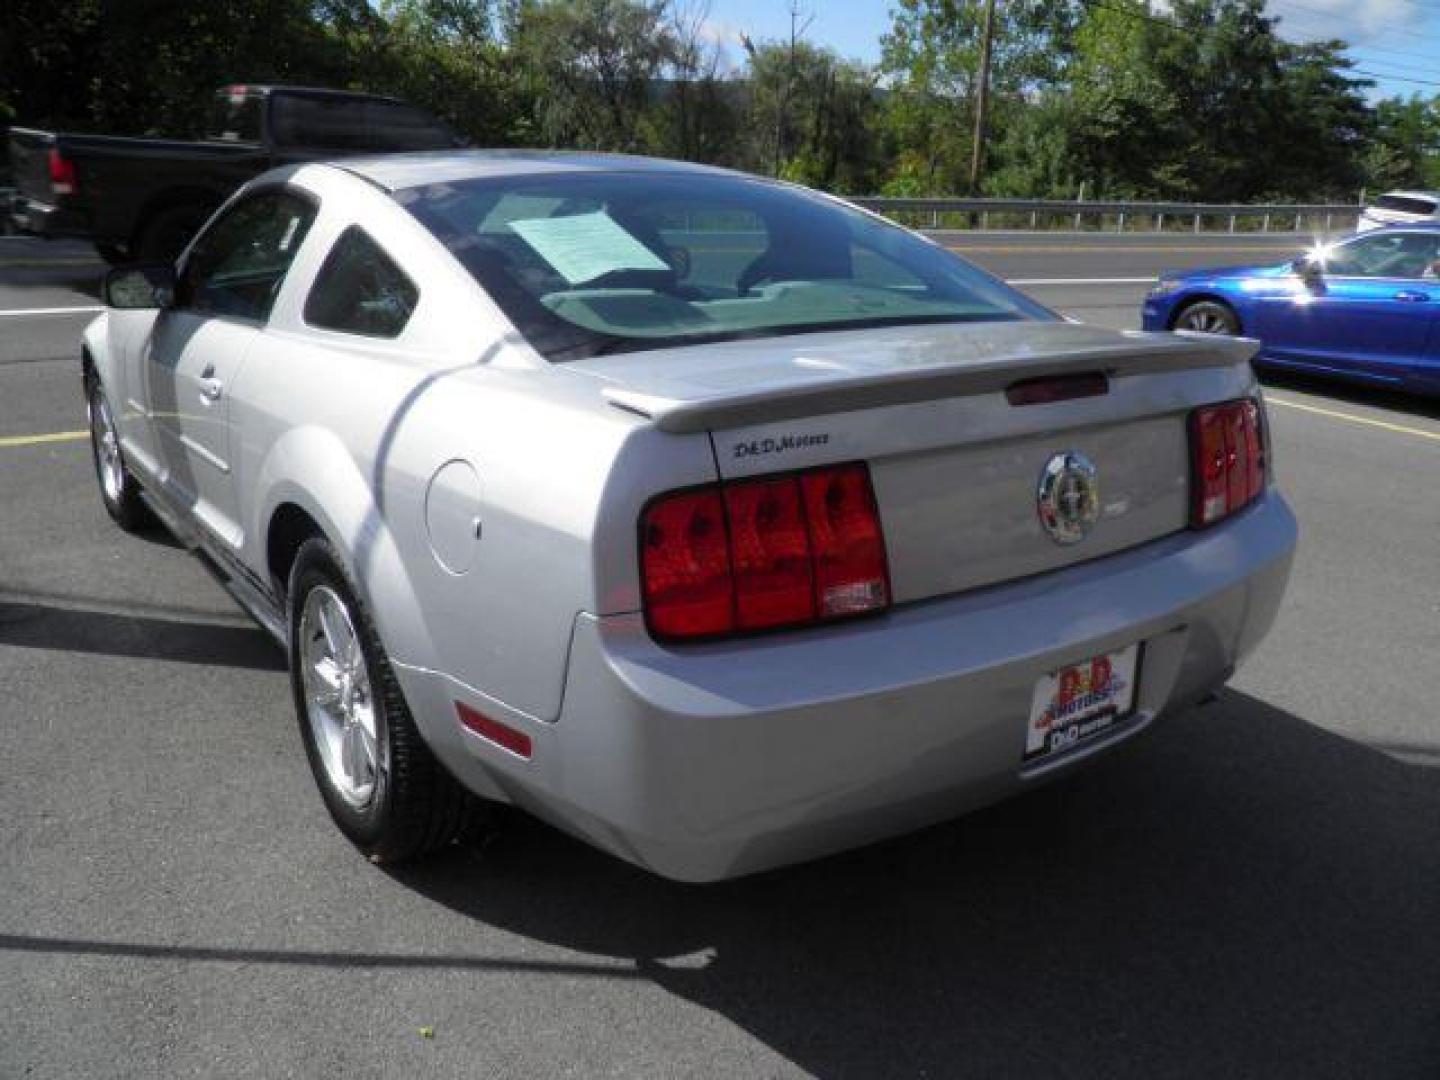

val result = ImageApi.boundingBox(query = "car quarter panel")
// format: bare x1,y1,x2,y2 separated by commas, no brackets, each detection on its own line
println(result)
228,165,719,724
334,363,717,722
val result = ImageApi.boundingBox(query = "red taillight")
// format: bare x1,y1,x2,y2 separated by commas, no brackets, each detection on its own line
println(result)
640,463,890,641
801,464,890,617
640,487,733,638
1189,398,1265,528
725,477,814,630
47,149,77,197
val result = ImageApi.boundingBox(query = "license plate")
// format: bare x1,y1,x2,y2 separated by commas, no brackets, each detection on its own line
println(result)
1024,645,1140,763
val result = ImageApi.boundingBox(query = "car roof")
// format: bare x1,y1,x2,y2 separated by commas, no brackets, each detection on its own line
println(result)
1371,221,1440,232
330,150,747,193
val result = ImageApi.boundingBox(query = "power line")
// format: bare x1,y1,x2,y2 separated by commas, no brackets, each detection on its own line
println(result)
1268,1,1440,66
1352,68,1440,87
1079,0,1440,88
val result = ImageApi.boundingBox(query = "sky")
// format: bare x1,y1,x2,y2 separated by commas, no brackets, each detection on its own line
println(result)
698,0,1440,101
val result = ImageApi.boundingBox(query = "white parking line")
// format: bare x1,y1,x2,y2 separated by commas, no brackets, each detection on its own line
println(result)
0,306,103,317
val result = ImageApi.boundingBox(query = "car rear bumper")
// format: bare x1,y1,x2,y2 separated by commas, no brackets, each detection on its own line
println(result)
8,195,89,239
407,490,1297,883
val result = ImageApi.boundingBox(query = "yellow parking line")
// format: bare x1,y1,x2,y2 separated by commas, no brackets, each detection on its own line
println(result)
1266,396,1440,443
0,430,88,449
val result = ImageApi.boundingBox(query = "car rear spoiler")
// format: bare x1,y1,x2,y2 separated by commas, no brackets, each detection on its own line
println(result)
604,332,1259,434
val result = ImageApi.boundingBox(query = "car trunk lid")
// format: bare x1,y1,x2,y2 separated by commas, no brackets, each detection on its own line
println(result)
569,320,1258,604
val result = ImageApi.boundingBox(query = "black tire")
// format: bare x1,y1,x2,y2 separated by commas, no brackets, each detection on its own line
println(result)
1171,299,1240,336
86,375,153,531
287,536,481,863
133,202,212,263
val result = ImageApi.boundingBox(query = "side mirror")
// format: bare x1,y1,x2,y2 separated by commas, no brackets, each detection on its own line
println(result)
103,264,177,310
1291,254,1323,284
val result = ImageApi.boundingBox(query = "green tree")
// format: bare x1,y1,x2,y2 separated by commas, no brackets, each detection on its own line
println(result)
653,0,741,164
1364,95,1440,192
877,0,1079,194
508,0,677,151
739,37,882,192
0,0,361,136
359,0,519,145
1028,0,1370,201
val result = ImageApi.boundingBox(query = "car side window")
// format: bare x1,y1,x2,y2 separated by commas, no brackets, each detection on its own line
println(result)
1325,233,1440,280
304,227,420,339
180,190,317,322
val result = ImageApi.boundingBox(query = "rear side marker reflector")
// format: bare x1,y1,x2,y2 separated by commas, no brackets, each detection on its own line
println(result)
641,462,891,641
456,702,532,760
1006,372,1108,407
1189,398,1265,527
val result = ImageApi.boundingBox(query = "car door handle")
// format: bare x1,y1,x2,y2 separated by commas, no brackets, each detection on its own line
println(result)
1393,290,1430,302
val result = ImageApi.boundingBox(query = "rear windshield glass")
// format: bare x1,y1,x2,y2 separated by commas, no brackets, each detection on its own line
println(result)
270,95,457,152
1374,194,1439,215
208,90,264,142
395,171,1054,361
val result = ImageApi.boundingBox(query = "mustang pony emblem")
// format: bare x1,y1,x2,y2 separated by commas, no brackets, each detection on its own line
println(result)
1037,451,1100,545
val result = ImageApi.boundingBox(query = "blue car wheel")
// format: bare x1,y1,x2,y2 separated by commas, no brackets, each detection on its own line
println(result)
1172,300,1240,336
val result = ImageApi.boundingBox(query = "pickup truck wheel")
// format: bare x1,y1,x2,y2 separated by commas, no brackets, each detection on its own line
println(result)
288,537,481,864
134,203,212,263
86,376,152,531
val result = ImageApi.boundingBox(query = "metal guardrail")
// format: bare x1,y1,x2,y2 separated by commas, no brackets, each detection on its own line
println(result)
850,196,1363,234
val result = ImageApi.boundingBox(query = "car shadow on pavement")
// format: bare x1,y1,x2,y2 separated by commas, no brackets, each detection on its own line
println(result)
0,598,284,671
0,263,105,299
393,689,1440,1079
1259,369,1440,422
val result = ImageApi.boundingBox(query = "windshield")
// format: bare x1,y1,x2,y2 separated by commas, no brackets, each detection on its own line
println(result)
270,95,458,151
208,90,264,142
395,171,1054,360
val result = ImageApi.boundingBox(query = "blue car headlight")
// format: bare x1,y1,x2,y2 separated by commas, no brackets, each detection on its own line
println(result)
1147,278,1184,298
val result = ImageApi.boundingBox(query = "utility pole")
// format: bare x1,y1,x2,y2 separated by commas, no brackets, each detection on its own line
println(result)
969,0,998,195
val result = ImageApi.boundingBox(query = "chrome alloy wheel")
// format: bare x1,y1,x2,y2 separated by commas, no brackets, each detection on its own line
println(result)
299,586,382,807
88,386,125,505
1174,304,1236,335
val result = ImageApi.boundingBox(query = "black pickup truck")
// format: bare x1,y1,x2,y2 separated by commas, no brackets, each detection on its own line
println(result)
7,84,458,262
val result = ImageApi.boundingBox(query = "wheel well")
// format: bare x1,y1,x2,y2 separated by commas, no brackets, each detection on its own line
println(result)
81,347,95,383
1169,294,1242,333
130,187,221,249
267,504,324,600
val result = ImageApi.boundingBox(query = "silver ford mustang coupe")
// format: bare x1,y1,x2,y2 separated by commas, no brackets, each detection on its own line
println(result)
84,152,1297,881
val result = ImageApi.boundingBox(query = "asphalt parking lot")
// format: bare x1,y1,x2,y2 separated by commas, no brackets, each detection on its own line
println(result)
2,233,1437,1078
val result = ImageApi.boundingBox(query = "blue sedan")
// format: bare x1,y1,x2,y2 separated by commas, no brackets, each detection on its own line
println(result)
1141,224,1440,394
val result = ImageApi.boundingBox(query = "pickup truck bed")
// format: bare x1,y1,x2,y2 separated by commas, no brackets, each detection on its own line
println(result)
9,128,265,257
8,84,456,262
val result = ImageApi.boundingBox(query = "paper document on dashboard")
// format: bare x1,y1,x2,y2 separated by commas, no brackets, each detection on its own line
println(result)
509,210,669,285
